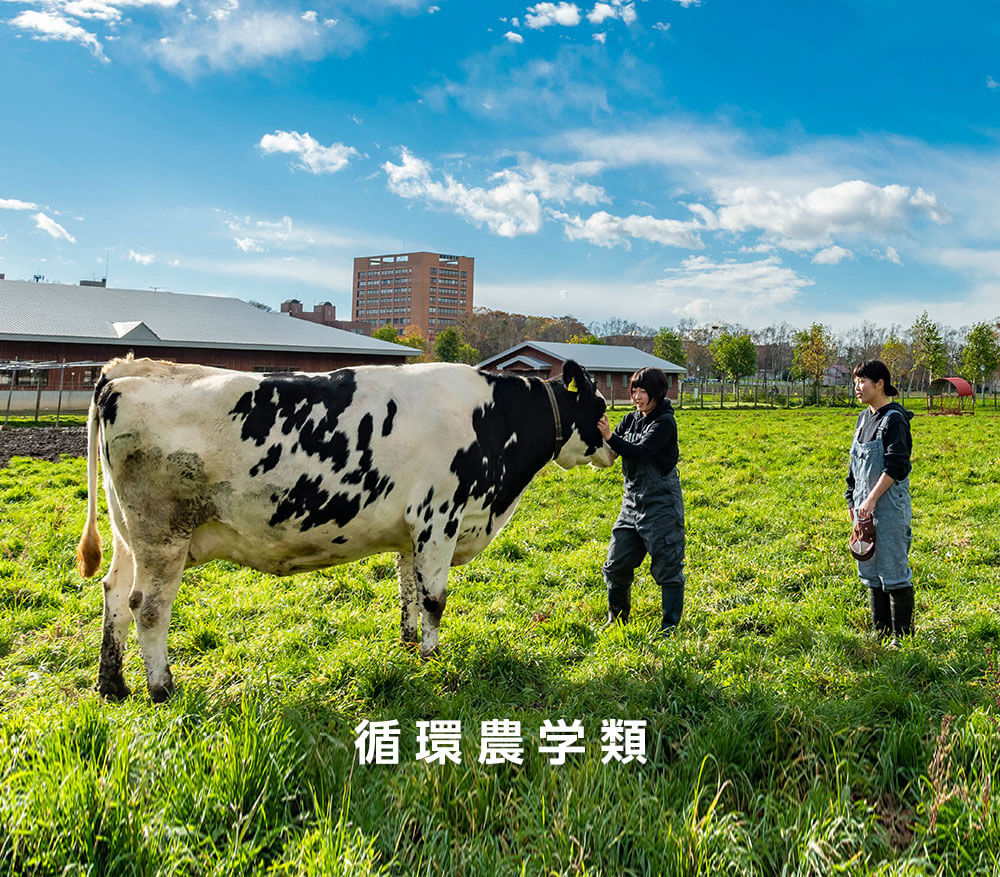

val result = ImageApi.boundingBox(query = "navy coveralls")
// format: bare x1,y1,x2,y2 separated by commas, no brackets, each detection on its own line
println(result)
602,400,685,632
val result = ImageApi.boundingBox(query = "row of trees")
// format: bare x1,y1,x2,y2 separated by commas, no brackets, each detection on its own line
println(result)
372,324,482,364
700,313,1000,399
357,307,1000,391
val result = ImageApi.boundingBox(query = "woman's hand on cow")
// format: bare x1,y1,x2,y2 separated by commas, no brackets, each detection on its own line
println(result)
597,415,612,441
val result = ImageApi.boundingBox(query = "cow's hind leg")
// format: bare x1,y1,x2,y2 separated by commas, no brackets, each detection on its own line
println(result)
129,540,188,703
98,534,134,700
396,550,419,647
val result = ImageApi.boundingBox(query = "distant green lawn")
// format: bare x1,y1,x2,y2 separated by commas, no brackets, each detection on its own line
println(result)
1,408,998,875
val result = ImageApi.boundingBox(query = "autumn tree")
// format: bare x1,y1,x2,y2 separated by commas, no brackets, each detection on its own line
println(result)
567,333,605,344
878,334,908,386
398,324,427,354
458,308,589,359
792,323,836,403
372,325,399,343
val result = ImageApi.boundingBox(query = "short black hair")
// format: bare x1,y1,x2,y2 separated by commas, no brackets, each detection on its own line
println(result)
628,367,668,404
852,359,899,396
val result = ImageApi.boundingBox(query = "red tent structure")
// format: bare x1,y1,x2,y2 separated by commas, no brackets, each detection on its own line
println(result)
927,377,975,414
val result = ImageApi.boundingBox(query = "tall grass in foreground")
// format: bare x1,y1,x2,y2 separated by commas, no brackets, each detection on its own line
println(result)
1,409,999,874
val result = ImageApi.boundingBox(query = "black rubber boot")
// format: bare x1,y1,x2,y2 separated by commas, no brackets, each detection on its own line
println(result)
890,586,914,639
602,598,630,630
659,584,684,636
869,587,892,639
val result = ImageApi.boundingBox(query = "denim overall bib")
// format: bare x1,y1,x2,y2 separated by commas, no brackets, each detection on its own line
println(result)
850,411,912,590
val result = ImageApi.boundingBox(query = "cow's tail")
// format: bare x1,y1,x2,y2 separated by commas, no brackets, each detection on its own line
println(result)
76,394,102,578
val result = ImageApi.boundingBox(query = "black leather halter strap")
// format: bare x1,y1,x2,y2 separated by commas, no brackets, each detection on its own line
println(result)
542,380,564,460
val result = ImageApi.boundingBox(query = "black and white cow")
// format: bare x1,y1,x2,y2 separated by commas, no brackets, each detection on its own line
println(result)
77,356,615,701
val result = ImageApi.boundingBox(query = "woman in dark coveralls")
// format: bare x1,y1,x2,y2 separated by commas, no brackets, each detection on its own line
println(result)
596,367,685,635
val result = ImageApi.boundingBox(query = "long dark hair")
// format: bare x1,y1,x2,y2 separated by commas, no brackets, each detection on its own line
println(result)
852,360,899,396
628,367,668,404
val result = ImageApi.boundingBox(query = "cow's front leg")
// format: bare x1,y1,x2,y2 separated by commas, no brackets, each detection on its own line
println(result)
129,541,188,703
98,535,135,700
396,550,420,647
412,542,455,659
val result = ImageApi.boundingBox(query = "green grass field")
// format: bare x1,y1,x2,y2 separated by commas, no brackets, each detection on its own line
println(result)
1,408,999,875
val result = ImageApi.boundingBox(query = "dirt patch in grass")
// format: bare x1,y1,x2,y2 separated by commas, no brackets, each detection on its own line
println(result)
0,427,87,468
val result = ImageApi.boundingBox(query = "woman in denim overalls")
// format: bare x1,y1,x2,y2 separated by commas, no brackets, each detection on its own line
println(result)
846,360,914,640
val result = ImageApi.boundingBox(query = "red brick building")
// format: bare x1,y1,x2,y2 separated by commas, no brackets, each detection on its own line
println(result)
280,299,373,336
352,251,474,340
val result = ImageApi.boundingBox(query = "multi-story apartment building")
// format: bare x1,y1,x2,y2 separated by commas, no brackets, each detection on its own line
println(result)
352,251,474,340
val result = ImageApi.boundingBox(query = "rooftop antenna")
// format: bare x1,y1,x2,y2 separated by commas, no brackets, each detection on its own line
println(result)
104,251,110,286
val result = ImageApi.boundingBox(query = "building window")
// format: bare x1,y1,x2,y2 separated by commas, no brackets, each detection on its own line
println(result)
622,375,628,388
15,369,47,387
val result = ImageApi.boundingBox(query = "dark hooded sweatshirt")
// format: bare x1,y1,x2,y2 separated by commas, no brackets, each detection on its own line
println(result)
845,401,914,507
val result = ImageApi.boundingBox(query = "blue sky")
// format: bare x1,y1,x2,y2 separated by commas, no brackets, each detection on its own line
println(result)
2,0,999,332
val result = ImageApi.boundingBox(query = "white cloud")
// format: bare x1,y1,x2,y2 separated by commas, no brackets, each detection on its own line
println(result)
0,198,39,211
128,249,155,265
592,31,605,43
587,1,635,25
234,237,264,253
422,44,618,118
153,9,340,76
812,245,853,265
224,213,364,253
503,30,524,43
883,246,902,265
383,149,543,237
524,2,581,29
713,180,947,251
33,212,76,242
988,75,998,90
672,0,700,6
492,155,608,205
652,21,670,31
556,209,703,249
587,3,615,24
652,255,813,322
382,150,609,237
209,0,239,22
10,10,107,61
258,130,359,174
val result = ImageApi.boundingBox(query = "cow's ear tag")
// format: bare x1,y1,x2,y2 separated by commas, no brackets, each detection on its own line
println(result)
567,378,579,393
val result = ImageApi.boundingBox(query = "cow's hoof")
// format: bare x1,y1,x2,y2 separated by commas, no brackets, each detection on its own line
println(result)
97,677,132,701
149,680,175,703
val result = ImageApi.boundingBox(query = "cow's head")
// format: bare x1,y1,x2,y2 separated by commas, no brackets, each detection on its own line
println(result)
553,360,616,470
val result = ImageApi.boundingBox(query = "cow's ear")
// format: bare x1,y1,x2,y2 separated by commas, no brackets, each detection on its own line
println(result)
562,360,592,398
